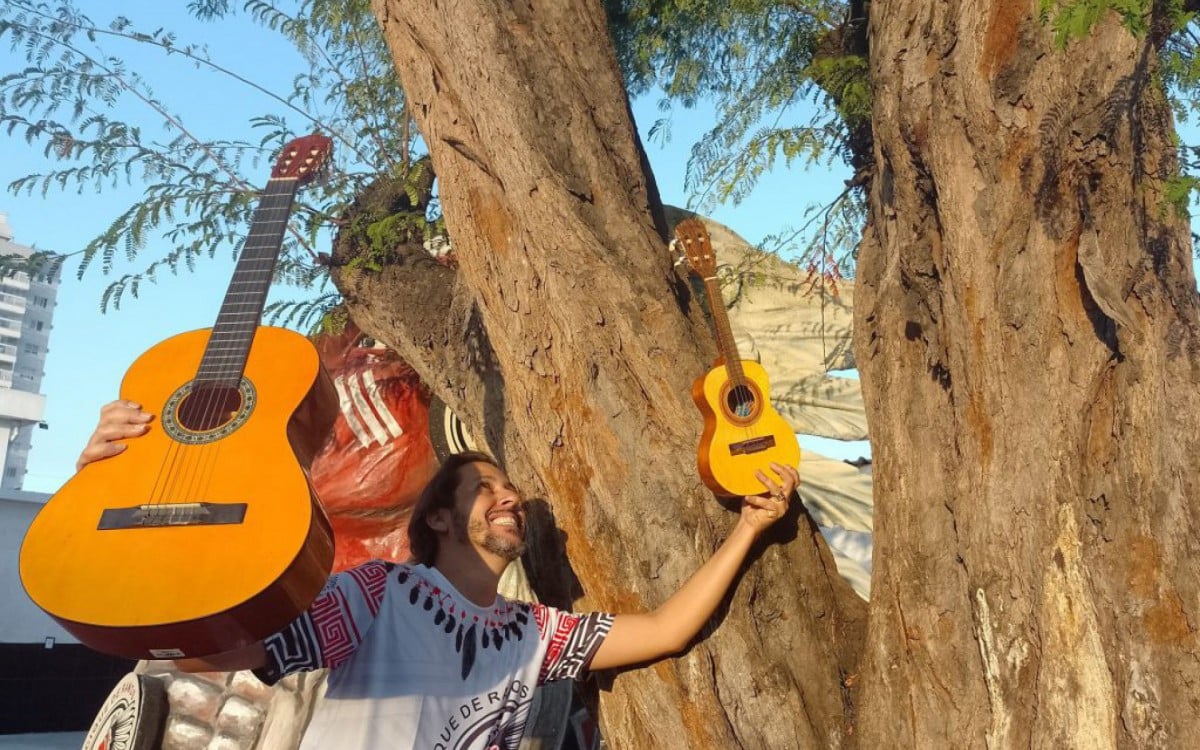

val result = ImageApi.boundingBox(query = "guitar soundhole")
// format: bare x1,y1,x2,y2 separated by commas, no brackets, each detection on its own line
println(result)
726,384,757,420
176,386,243,433
163,378,256,444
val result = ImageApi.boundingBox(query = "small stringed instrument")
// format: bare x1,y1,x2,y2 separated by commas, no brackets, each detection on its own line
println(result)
20,135,339,659
676,218,801,497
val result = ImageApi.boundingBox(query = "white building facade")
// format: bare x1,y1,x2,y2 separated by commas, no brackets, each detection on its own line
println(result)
0,212,56,490
0,490,72,645
0,215,132,737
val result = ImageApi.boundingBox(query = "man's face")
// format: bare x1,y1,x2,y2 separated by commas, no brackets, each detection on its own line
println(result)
449,461,527,561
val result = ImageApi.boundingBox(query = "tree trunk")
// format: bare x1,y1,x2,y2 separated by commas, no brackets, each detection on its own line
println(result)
356,1,866,746
856,2,1200,747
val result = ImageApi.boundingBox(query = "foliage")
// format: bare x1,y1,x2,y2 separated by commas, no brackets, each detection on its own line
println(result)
1045,0,1200,223
761,186,863,275
1037,0,1156,44
1165,173,1200,218
605,0,868,265
5,0,1199,318
1156,4,1200,135
262,290,344,334
0,0,434,322
610,0,1200,256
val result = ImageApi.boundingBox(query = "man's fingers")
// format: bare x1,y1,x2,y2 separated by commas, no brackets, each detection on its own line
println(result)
94,405,154,437
743,491,787,523
743,494,774,511
94,422,149,441
767,462,799,497
99,399,139,416
754,469,784,498
769,461,798,485
98,400,152,422
76,441,127,472
93,441,127,459
76,400,152,472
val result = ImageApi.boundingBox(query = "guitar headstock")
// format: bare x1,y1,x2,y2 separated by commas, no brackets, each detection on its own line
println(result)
271,134,334,185
674,218,717,277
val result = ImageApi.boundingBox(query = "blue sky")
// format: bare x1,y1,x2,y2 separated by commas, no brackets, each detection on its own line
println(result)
1,2,858,492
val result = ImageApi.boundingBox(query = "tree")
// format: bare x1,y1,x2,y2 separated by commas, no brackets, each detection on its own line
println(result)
363,0,1200,748
345,2,867,745
0,0,425,319
852,2,1200,746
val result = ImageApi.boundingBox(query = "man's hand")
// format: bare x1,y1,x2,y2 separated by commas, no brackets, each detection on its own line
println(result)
76,400,154,472
737,461,800,535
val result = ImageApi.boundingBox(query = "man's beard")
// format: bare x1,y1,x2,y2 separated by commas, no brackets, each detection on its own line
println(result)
452,508,527,561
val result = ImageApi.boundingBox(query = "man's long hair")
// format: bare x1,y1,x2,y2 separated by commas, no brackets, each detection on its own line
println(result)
408,451,499,565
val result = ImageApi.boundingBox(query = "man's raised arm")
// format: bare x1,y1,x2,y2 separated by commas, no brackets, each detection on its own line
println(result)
588,462,799,671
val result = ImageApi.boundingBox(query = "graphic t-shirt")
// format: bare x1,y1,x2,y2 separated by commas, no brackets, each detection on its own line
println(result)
255,561,613,750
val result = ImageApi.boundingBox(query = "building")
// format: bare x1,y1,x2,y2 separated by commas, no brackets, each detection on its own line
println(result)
0,212,56,490
0,215,129,736
1,490,131,735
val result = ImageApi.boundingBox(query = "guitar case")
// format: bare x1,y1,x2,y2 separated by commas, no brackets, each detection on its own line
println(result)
82,672,168,750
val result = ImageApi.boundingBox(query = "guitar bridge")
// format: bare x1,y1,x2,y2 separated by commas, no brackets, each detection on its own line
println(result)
728,436,777,456
98,502,248,530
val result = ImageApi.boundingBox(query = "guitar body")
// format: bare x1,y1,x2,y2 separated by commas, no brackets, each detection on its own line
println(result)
20,325,338,659
691,359,801,497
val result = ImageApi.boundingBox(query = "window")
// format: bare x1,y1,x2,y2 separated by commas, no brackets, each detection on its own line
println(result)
34,321,43,331
23,343,38,355
5,467,16,478
33,296,47,308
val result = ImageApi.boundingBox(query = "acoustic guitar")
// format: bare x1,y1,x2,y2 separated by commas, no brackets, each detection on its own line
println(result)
676,218,801,497
20,135,339,659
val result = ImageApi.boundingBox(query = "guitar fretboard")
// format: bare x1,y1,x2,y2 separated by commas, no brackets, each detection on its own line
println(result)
195,178,297,386
701,275,747,386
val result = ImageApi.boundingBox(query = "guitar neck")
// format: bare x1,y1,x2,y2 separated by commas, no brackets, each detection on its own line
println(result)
196,178,298,385
701,275,746,384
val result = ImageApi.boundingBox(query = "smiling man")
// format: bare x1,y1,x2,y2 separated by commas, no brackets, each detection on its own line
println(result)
79,402,799,750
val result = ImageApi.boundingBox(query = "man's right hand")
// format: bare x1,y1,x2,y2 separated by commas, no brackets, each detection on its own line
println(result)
76,400,154,472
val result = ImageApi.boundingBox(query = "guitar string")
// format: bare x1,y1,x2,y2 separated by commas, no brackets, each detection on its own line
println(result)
170,236,277,505
704,269,757,442
152,180,297,508
181,189,293,504
157,200,266,504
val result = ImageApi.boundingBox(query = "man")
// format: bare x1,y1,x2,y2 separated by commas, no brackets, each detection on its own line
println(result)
79,400,799,750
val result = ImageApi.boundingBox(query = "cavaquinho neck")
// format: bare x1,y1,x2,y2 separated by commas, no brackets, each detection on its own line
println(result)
701,275,746,386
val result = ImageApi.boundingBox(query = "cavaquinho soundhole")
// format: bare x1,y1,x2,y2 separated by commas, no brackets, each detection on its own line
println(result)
162,378,257,444
720,379,763,425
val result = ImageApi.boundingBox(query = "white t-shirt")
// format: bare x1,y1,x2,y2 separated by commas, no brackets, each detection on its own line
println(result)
255,561,613,750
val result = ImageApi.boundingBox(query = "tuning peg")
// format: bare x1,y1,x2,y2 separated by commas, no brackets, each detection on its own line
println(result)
668,239,689,267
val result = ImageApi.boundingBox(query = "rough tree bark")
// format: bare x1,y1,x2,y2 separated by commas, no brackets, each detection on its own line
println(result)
856,2,1200,748
337,1,868,747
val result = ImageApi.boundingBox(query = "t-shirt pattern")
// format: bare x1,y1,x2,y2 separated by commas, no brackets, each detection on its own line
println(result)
256,561,612,750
